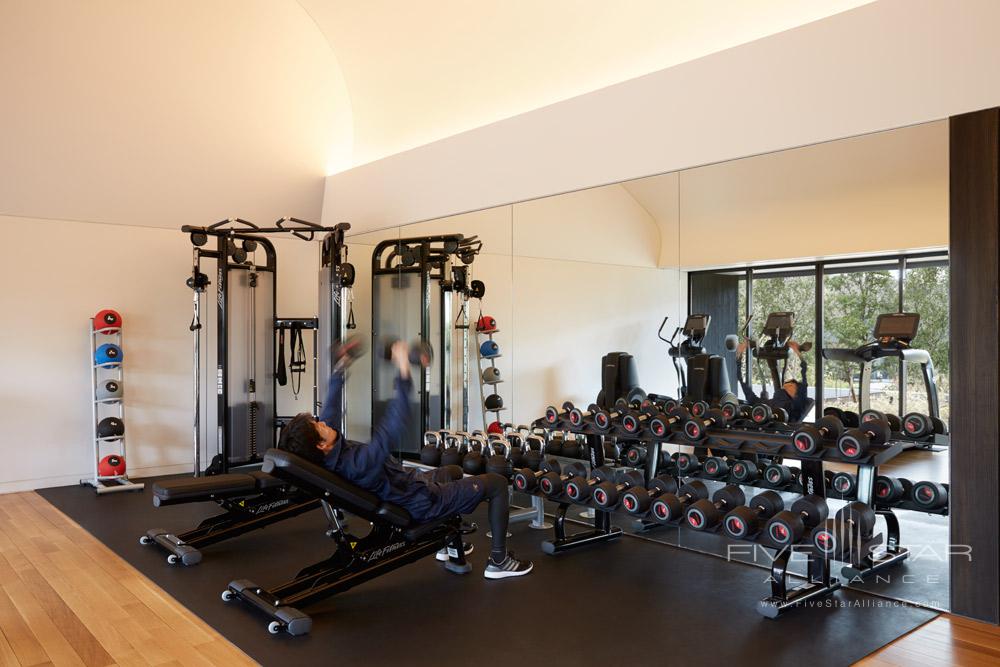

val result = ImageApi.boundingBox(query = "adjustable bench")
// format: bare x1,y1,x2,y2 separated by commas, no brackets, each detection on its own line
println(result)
223,448,473,636
140,470,320,565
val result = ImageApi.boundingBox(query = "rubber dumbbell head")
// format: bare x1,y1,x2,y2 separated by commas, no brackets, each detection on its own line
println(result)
649,481,708,524
702,456,730,479
763,464,794,489
902,412,933,438
834,501,877,537
874,475,912,504
675,452,701,475
911,481,948,509
829,471,857,497
791,416,844,455
730,460,759,484
685,485,746,531
723,490,784,539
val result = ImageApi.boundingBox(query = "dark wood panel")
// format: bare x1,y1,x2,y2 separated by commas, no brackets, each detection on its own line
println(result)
689,272,741,390
949,108,1000,623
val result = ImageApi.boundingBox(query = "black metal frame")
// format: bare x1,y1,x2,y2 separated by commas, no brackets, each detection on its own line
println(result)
184,218,351,475
142,490,320,565
226,504,469,635
687,250,949,416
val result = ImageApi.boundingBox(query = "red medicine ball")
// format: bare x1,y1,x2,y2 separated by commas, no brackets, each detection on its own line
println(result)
476,315,497,333
94,309,122,330
487,421,504,434
98,454,126,476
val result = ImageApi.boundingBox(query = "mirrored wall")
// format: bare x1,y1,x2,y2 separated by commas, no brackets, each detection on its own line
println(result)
342,118,951,610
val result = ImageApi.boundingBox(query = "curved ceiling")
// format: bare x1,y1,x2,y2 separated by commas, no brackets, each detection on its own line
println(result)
1,1,353,228
298,0,873,169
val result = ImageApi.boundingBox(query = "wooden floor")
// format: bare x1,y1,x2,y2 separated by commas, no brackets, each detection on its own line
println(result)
1,491,998,666
0,491,255,667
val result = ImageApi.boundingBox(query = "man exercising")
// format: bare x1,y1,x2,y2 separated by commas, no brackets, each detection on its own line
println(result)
735,338,812,422
279,338,532,579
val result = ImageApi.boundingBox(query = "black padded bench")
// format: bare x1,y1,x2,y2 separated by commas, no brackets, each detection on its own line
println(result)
141,470,319,565
223,448,472,636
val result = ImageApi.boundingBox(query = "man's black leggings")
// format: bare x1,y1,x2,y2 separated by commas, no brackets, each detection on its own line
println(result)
478,472,510,563
429,467,510,563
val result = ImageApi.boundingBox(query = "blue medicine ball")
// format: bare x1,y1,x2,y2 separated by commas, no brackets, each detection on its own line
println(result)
480,340,500,358
95,343,123,365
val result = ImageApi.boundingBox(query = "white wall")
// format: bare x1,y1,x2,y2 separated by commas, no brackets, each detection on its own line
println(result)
0,217,318,492
341,188,682,435
0,0,353,228
677,121,948,267
321,0,1000,233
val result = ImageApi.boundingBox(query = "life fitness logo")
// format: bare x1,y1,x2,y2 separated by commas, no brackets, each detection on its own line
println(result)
362,541,407,562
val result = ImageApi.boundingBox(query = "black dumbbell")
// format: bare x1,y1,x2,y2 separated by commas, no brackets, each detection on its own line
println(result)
828,471,857,498
539,462,588,497
810,501,878,558
702,455,735,480
862,409,902,432
543,401,574,426
649,480,709,524
592,470,646,510
620,403,660,435
591,403,627,432
791,416,845,455
911,481,948,509
874,475,913,504
568,403,600,427
420,432,443,466
824,407,859,427
720,400,743,421
685,485,746,531
564,466,615,503
619,443,646,467
689,400,711,417
762,495,829,546
750,403,789,426
837,417,891,459
900,412,938,438
620,475,678,515
381,338,433,366
648,408,685,438
511,458,562,492
723,491,784,539
680,408,729,441
675,451,702,476
730,460,760,484
762,463,797,490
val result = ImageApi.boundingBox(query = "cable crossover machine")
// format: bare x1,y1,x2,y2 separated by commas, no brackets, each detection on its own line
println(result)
183,218,354,476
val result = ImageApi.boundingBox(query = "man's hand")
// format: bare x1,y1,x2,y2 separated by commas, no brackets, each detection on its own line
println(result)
736,339,749,360
391,340,411,380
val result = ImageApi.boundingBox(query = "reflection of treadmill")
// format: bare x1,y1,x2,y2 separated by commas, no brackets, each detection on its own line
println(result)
822,312,940,419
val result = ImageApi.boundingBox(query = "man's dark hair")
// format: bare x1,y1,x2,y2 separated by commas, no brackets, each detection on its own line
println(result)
279,412,325,465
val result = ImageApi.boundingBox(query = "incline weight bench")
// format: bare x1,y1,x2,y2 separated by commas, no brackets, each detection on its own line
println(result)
222,449,473,636
141,470,320,565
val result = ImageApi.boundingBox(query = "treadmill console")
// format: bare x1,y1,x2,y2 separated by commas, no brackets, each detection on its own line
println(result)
682,314,710,342
873,312,920,346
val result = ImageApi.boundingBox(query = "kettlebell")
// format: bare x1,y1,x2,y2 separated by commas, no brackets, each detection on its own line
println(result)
523,434,545,471
420,432,443,466
440,436,466,467
462,436,488,475
486,439,513,479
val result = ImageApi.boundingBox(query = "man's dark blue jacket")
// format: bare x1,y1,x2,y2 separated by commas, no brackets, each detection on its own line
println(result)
318,371,450,522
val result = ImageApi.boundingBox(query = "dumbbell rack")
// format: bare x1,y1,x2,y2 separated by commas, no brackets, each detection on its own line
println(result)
476,326,505,429
535,411,915,616
84,319,144,494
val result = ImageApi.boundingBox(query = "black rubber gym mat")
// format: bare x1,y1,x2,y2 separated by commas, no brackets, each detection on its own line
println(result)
39,478,937,667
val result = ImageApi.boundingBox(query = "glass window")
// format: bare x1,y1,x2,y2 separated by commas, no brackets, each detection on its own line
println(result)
748,270,816,420
822,263,900,418
903,260,950,422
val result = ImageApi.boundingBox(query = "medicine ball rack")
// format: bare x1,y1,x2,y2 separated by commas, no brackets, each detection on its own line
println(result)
85,318,144,494
533,410,924,617
477,324,505,430
183,218,353,476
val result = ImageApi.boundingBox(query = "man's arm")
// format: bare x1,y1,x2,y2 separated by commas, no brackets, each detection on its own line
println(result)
368,374,412,457
736,357,758,403
318,371,344,428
